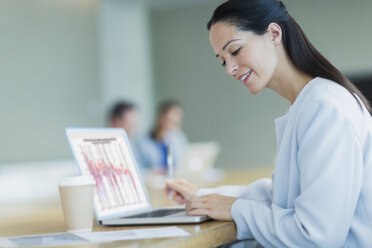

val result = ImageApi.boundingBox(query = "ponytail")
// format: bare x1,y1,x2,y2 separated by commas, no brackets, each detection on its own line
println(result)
283,16,372,115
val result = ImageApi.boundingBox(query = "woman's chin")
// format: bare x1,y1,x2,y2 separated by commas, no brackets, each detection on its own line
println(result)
246,85,261,95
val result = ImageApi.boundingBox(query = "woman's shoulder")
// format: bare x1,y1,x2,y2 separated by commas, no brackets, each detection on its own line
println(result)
293,77,370,137
295,77,363,116
300,77,354,104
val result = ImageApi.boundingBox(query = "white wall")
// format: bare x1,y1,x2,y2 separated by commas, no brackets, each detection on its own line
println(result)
99,0,155,134
0,0,101,162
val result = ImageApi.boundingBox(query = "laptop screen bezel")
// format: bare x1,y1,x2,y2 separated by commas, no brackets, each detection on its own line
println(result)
65,127,153,221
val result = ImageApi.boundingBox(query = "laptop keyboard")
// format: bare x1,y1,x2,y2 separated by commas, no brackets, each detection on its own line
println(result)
122,209,184,218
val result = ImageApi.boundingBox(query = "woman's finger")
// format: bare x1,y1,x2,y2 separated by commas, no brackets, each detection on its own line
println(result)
166,179,185,193
164,185,170,196
166,179,194,199
172,191,186,204
176,179,193,186
186,197,208,212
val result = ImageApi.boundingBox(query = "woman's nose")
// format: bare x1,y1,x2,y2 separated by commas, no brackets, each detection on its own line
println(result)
225,61,238,77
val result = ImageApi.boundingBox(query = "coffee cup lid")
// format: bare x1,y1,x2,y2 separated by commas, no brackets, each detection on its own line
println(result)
59,175,96,187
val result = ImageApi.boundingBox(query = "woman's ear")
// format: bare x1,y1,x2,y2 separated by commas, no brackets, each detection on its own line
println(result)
267,22,282,46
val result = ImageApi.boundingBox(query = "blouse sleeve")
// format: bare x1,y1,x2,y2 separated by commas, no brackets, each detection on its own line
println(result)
231,99,364,247
197,177,272,205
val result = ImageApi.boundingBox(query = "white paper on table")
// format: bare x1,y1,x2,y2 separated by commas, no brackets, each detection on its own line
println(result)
0,238,16,247
0,226,190,247
75,226,190,241
0,232,97,247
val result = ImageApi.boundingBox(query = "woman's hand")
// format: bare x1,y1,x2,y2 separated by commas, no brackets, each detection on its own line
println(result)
165,179,199,204
186,194,238,221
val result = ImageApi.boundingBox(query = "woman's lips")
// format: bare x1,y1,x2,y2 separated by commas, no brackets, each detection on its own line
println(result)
239,70,252,85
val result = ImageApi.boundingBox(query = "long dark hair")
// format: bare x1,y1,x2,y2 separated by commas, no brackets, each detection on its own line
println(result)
207,0,372,115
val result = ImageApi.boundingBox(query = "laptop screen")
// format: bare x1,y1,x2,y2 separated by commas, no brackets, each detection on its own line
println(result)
66,128,151,220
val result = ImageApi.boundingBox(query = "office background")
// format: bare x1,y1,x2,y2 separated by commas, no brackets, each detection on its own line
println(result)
1,0,371,169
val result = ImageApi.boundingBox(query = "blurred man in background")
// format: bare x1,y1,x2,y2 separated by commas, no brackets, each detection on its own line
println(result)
108,101,138,139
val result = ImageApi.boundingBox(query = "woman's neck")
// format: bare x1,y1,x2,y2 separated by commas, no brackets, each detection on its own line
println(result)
267,46,313,105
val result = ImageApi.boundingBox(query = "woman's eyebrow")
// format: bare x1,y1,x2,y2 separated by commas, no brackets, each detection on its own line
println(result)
223,39,241,50
216,39,241,58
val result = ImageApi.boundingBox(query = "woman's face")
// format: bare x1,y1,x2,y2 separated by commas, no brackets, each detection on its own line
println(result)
209,22,279,94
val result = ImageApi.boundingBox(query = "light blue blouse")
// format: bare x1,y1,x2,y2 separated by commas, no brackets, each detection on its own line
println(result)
198,77,372,247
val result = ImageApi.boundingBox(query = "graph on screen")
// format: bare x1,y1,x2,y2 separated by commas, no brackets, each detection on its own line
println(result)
68,131,149,216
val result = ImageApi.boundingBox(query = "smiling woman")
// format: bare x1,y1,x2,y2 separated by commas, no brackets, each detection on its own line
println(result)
210,22,279,95
165,0,372,247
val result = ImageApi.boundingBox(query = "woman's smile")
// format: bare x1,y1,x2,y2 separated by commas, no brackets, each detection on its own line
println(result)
238,70,252,86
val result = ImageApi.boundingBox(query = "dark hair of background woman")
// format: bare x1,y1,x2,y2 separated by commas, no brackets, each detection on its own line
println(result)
207,0,372,115
150,99,184,140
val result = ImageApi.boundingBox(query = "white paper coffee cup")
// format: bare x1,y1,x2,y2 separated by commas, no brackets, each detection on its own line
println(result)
59,175,96,232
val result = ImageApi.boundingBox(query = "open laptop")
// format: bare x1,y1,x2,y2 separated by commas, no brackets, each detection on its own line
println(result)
65,127,209,226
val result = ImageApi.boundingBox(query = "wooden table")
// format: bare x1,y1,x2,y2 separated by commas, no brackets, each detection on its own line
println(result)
0,167,273,248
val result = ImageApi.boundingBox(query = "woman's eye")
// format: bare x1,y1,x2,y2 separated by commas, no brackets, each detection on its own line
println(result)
231,48,241,56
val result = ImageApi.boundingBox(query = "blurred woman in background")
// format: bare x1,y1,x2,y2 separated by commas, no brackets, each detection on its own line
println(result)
138,99,188,173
